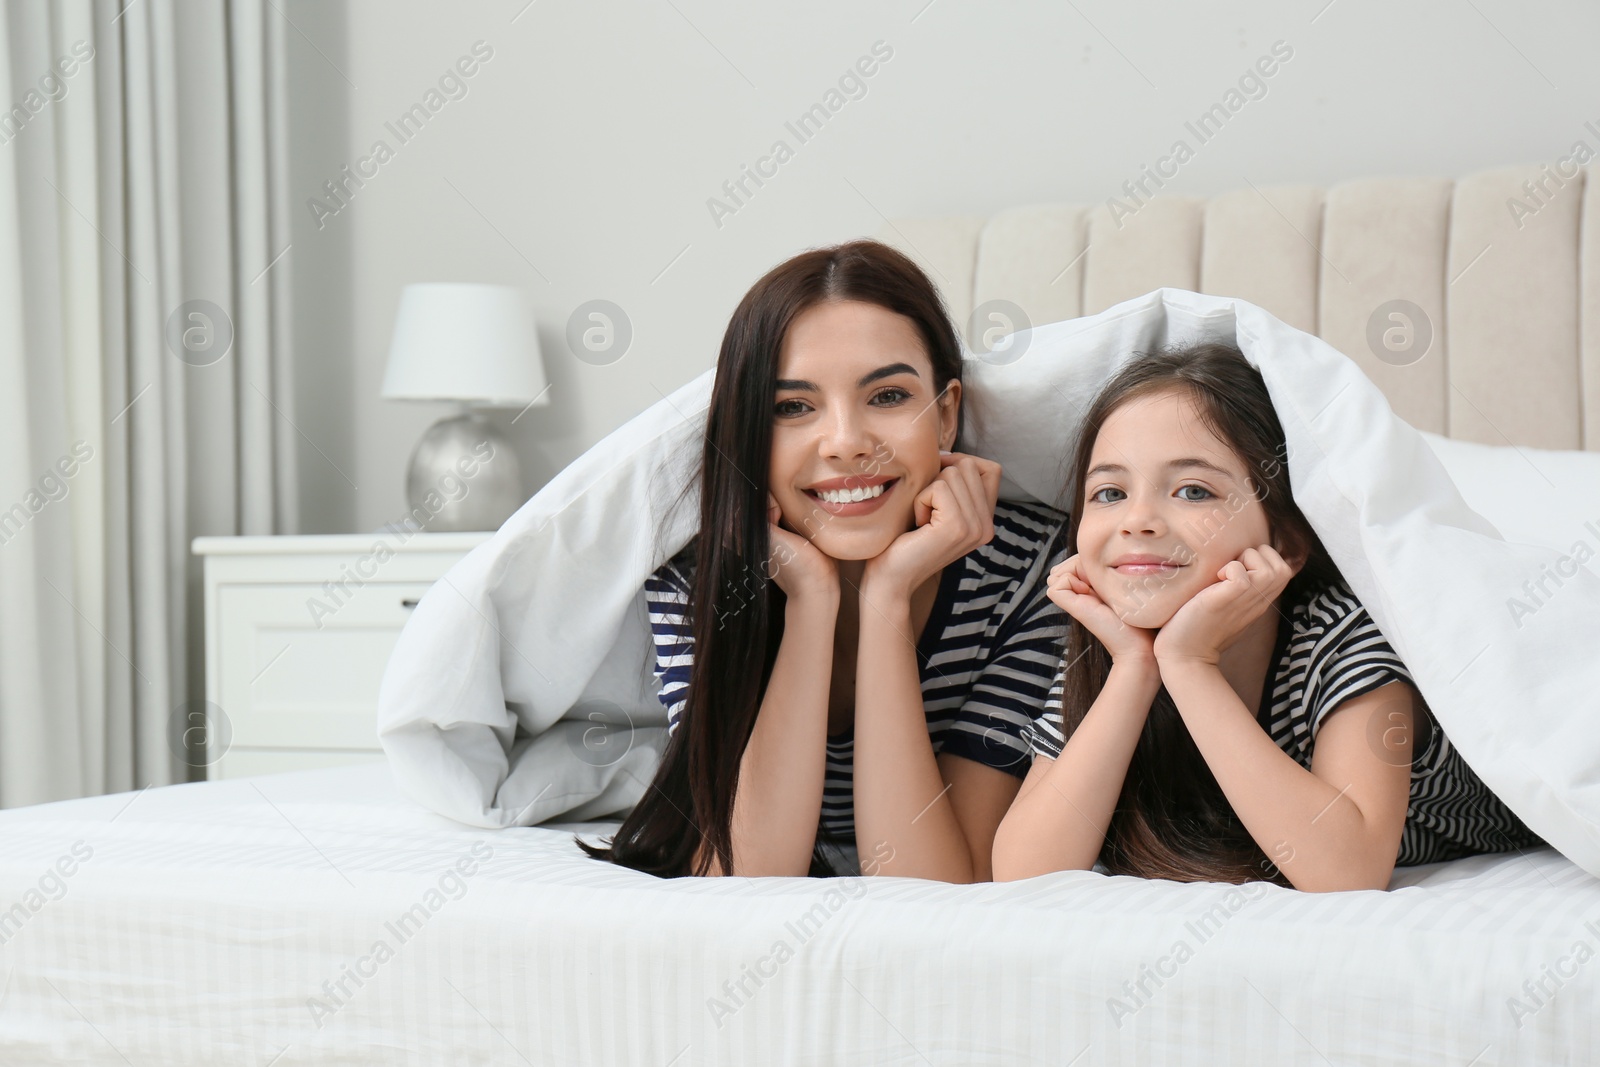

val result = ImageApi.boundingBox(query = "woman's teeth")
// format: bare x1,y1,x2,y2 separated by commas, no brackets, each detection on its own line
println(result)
817,482,886,504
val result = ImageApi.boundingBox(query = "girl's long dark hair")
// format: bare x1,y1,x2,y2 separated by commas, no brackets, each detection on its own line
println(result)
577,239,965,877
1062,342,1341,886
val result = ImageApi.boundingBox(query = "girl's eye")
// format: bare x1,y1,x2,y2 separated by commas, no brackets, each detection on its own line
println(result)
870,387,911,406
1089,486,1125,504
1094,483,1216,505
774,398,810,418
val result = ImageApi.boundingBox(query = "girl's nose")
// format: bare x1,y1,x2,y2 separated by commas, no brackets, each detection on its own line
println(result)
1120,492,1167,536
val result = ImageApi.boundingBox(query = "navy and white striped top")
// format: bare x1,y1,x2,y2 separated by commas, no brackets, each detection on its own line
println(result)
1025,581,1544,867
646,499,1070,845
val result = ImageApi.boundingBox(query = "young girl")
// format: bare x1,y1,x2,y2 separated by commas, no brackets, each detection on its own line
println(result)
992,342,1543,891
580,240,1068,882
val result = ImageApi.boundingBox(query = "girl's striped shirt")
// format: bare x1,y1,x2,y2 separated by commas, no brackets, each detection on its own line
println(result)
1025,581,1544,867
646,498,1070,845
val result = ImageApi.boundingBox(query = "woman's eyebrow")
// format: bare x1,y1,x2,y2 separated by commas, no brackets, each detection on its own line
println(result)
1085,458,1235,480
775,362,922,392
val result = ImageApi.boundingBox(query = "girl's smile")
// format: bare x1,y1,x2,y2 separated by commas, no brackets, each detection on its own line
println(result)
1109,552,1187,577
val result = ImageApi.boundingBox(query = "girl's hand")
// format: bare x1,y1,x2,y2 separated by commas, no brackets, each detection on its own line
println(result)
767,493,839,603
862,452,1000,600
1047,554,1157,665
1153,544,1296,666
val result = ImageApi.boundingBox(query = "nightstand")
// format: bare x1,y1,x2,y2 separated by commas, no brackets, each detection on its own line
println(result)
191,530,493,779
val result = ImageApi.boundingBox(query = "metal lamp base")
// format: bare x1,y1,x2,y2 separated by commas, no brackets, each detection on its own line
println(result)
403,410,524,532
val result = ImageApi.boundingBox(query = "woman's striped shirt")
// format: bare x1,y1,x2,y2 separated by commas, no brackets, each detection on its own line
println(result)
646,499,1070,845
1025,581,1544,867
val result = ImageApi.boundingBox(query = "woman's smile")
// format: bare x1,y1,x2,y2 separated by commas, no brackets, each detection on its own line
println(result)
803,474,900,516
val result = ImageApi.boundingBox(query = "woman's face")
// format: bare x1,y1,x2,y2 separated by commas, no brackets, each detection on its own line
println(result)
1074,388,1274,628
768,299,960,561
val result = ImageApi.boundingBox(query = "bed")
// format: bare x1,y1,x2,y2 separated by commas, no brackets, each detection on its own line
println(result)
5,162,1600,1064
1,762,1595,1065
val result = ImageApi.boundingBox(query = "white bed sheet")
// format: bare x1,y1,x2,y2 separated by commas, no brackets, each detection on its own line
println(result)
0,762,1594,1066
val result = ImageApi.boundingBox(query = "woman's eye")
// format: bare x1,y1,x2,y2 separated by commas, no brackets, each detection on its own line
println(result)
870,387,911,406
1176,484,1214,501
1089,486,1125,504
774,398,810,418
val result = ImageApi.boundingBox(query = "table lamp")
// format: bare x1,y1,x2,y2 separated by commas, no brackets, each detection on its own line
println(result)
381,283,549,532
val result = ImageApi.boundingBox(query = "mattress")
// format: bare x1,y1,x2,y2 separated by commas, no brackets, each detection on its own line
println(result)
0,762,1594,1065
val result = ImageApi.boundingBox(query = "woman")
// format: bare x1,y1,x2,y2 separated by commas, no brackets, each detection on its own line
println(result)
579,239,1068,881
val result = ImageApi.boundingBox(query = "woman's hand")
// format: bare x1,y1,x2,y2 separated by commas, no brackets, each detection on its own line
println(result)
1153,544,1296,667
767,492,839,603
1047,554,1157,666
862,452,1000,600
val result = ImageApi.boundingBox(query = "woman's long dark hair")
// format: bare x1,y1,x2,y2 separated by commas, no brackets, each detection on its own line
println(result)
577,239,965,877
1062,342,1341,885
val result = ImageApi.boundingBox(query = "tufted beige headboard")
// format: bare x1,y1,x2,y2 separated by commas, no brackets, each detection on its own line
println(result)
876,163,1599,452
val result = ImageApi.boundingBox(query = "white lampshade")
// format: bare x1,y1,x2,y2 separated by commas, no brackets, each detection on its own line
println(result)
381,283,548,406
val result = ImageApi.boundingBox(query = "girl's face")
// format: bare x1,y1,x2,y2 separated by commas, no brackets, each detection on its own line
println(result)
1075,388,1274,628
768,299,959,561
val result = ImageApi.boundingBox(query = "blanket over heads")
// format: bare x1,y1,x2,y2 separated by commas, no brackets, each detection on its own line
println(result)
376,287,1600,875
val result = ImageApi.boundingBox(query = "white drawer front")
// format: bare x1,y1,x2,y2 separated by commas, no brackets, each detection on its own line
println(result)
217,581,434,751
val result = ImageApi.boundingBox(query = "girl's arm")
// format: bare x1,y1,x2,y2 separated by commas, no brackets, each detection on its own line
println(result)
703,585,841,877
1159,665,1413,891
991,658,1163,880
1154,545,1413,891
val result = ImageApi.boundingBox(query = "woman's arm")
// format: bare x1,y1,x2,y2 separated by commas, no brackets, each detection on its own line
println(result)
850,582,986,881
929,575,1079,883
936,754,1026,882
848,452,1008,882
697,493,843,877
1160,665,1413,891
992,659,1163,880
703,587,842,877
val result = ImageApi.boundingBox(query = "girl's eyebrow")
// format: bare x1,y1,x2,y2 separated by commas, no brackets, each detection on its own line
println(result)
775,362,921,393
1085,457,1236,480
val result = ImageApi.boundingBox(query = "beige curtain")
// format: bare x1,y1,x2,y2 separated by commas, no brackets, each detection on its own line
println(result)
0,0,297,806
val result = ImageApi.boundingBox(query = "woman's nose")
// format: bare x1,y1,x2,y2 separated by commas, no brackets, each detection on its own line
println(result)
818,408,876,462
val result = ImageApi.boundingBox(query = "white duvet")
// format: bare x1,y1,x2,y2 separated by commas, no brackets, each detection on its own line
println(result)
376,287,1600,876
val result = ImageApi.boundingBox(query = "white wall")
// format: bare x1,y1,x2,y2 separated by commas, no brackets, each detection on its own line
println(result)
284,0,1600,533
